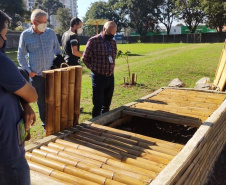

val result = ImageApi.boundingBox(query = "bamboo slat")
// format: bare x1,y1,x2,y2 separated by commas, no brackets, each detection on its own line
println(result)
74,66,82,126
53,69,61,133
34,148,152,183
89,123,183,149
42,70,55,136
68,67,75,128
27,160,99,185
214,49,226,87
60,69,69,131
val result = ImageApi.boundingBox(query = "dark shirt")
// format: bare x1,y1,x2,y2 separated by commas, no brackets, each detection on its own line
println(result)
82,32,117,76
62,30,80,65
0,49,26,164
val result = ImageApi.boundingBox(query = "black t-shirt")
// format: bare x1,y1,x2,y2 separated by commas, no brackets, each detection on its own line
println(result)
61,30,80,65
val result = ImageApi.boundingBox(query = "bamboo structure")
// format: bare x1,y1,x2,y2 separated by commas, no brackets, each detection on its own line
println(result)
42,66,82,135
26,87,226,185
42,71,55,136
74,66,82,126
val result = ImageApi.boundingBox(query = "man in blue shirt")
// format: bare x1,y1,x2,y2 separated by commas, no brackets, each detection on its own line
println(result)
18,9,62,127
0,10,38,185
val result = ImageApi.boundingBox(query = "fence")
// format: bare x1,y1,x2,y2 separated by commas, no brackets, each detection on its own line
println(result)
6,32,226,49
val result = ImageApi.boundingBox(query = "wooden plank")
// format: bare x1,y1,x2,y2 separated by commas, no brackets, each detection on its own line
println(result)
214,49,226,86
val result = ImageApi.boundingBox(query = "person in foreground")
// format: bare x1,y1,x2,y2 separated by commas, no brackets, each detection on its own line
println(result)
0,10,38,185
17,9,61,127
62,17,83,66
82,21,117,118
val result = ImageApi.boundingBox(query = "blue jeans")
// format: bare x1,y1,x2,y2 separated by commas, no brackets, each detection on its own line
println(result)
91,72,114,118
31,76,46,125
0,155,30,185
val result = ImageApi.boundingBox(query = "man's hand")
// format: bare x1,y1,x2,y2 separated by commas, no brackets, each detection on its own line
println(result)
21,103,36,131
29,71,38,78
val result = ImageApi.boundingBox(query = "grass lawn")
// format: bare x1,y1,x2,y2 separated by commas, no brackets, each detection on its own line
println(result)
6,43,222,143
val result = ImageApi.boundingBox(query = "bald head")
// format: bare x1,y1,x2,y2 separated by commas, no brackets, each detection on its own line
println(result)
103,21,117,36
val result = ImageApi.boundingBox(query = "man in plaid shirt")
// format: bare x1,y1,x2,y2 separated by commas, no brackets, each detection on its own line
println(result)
82,21,117,118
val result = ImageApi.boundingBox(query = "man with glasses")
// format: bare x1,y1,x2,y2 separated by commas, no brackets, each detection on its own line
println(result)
82,21,117,118
18,9,62,128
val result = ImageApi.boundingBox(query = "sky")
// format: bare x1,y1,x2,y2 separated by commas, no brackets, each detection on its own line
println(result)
77,0,107,19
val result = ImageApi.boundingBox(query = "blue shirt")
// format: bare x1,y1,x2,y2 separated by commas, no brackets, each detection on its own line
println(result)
0,49,27,164
17,27,62,76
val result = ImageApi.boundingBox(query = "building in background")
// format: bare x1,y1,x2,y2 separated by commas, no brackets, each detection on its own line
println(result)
23,0,78,29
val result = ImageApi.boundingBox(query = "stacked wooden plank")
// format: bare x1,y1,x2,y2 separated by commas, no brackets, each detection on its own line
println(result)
213,40,226,91
123,89,225,127
25,123,183,185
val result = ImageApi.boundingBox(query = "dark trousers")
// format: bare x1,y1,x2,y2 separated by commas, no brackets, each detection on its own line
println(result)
30,76,46,124
91,72,114,118
0,155,30,185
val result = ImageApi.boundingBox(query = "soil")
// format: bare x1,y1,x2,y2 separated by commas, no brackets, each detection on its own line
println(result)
115,116,226,185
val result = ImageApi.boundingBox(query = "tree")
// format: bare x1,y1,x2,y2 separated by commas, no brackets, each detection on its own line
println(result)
33,0,63,25
119,0,160,36
55,8,72,36
155,0,179,35
0,0,27,30
82,1,109,36
83,1,129,36
202,0,226,33
176,0,206,33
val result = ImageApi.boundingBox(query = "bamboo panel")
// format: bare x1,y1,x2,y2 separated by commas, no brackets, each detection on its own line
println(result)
67,135,172,163
46,142,158,178
214,49,226,87
73,129,178,157
53,69,61,133
76,125,181,153
89,123,183,149
32,148,152,184
157,89,226,100
42,71,55,136
26,160,99,185
68,67,75,128
122,109,203,127
74,66,82,126
56,139,164,172
60,69,69,131
36,147,153,183
26,152,138,185
72,131,177,158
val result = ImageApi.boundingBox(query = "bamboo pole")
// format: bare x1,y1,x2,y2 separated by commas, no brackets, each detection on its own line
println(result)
33,148,152,183
45,142,157,178
26,152,108,184
60,69,69,131
40,146,103,167
42,70,55,136
67,136,167,167
74,66,82,126
89,123,184,149
53,69,61,133
55,139,163,172
26,160,99,185
68,67,75,128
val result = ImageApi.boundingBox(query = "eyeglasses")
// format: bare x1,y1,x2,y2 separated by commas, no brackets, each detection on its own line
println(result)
35,20,47,24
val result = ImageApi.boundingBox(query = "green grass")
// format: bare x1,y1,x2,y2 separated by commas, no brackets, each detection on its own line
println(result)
6,43,222,143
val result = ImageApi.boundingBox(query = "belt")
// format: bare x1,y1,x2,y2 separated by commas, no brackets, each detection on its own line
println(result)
92,71,113,77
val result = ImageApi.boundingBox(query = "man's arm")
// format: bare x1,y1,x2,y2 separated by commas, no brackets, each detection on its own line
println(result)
72,45,83,57
17,32,30,73
14,82,38,103
82,39,93,69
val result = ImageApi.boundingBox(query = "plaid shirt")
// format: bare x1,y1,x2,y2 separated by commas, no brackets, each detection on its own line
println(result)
17,27,61,76
82,32,117,76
